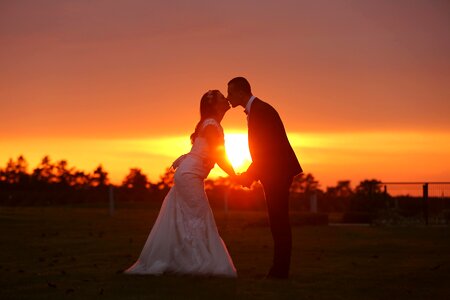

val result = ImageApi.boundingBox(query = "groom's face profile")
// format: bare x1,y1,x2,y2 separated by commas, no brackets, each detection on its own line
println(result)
227,84,242,108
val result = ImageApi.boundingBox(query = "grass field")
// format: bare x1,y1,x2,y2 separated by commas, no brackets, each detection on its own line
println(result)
1,204,449,299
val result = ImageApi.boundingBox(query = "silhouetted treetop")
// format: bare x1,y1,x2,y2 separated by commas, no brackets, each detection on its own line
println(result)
122,168,149,190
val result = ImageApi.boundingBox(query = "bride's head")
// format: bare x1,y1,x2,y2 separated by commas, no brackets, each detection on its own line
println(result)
190,90,230,143
199,90,230,120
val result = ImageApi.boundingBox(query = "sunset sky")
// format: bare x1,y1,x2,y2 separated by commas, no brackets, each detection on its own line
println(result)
1,0,449,188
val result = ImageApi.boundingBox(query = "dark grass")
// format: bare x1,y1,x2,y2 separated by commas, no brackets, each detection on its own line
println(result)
1,204,449,299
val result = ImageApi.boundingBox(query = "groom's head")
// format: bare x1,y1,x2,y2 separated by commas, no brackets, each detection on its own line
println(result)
227,77,252,108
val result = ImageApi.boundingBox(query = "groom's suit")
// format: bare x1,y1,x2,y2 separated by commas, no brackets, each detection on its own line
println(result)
244,97,302,277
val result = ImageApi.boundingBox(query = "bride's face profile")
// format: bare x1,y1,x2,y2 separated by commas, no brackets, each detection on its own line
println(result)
214,93,231,116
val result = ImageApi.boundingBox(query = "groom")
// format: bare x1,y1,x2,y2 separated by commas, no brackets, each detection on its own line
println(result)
227,77,302,279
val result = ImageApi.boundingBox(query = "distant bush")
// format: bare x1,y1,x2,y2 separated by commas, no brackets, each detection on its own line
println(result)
290,212,329,226
243,212,328,227
442,210,450,225
341,212,374,224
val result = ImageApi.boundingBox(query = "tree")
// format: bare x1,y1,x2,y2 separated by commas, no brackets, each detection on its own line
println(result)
71,170,90,188
353,179,384,212
156,167,175,191
122,168,150,190
0,166,5,184
2,155,29,185
327,180,353,198
290,173,320,195
355,179,382,197
54,160,74,186
31,156,56,185
90,165,109,187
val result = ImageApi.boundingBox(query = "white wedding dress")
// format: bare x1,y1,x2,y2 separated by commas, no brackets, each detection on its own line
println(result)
125,118,237,277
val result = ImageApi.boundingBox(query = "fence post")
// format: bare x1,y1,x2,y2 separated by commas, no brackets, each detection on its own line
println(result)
423,183,428,225
109,185,115,216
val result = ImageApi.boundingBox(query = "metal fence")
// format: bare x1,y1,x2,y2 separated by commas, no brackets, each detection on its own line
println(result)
381,182,450,224
382,182,450,198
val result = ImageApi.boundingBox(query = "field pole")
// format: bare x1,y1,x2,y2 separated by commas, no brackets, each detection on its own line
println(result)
423,183,428,225
109,185,115,216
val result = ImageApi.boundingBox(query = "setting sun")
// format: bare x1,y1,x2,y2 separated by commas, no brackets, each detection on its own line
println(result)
224,133,252,172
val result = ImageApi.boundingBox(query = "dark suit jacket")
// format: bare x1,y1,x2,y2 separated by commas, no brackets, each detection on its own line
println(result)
245,98,302,182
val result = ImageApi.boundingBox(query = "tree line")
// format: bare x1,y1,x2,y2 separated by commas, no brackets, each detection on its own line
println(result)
0,155,382,193
0,155,174,191
0,155,178,205
0,155,386,210
2,155,446,224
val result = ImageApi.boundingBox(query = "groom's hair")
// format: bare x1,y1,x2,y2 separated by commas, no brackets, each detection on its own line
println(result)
228,77,251,94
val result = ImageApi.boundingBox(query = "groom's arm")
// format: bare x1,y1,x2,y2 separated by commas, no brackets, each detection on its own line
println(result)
243,162,258,181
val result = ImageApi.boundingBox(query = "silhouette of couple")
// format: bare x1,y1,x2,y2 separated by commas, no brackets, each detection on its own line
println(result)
125,77,302,279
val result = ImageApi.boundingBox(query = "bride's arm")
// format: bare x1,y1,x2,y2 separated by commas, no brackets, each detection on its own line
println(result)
215,144,236,177
203,125,236,177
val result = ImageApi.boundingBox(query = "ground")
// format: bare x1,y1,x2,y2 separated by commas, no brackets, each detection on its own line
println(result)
0,203,449,299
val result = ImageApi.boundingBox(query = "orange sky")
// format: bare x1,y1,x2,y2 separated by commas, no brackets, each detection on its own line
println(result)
1,1,449,188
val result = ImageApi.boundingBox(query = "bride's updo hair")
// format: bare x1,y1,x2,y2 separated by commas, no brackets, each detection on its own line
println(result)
190,90,221,144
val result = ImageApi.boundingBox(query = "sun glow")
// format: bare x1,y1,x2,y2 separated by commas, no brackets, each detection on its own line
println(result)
2,131,450,187
224,133,252,172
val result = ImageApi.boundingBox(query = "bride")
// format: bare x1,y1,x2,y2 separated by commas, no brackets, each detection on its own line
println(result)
125,90,237,277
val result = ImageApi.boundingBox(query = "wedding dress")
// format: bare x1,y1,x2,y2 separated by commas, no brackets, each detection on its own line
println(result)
125,118,237,277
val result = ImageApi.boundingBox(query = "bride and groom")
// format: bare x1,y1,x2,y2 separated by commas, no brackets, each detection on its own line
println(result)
125,77,302,279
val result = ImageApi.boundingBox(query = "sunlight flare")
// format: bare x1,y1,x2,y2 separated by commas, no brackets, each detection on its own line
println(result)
224,133,252,172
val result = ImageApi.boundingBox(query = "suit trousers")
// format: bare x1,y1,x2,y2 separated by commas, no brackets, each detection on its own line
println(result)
261,175,294,277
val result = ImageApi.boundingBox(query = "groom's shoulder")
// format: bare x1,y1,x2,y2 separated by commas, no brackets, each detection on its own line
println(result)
254,98,277,114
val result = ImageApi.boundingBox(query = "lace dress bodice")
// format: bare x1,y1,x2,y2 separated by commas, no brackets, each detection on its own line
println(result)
179,118,224,178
